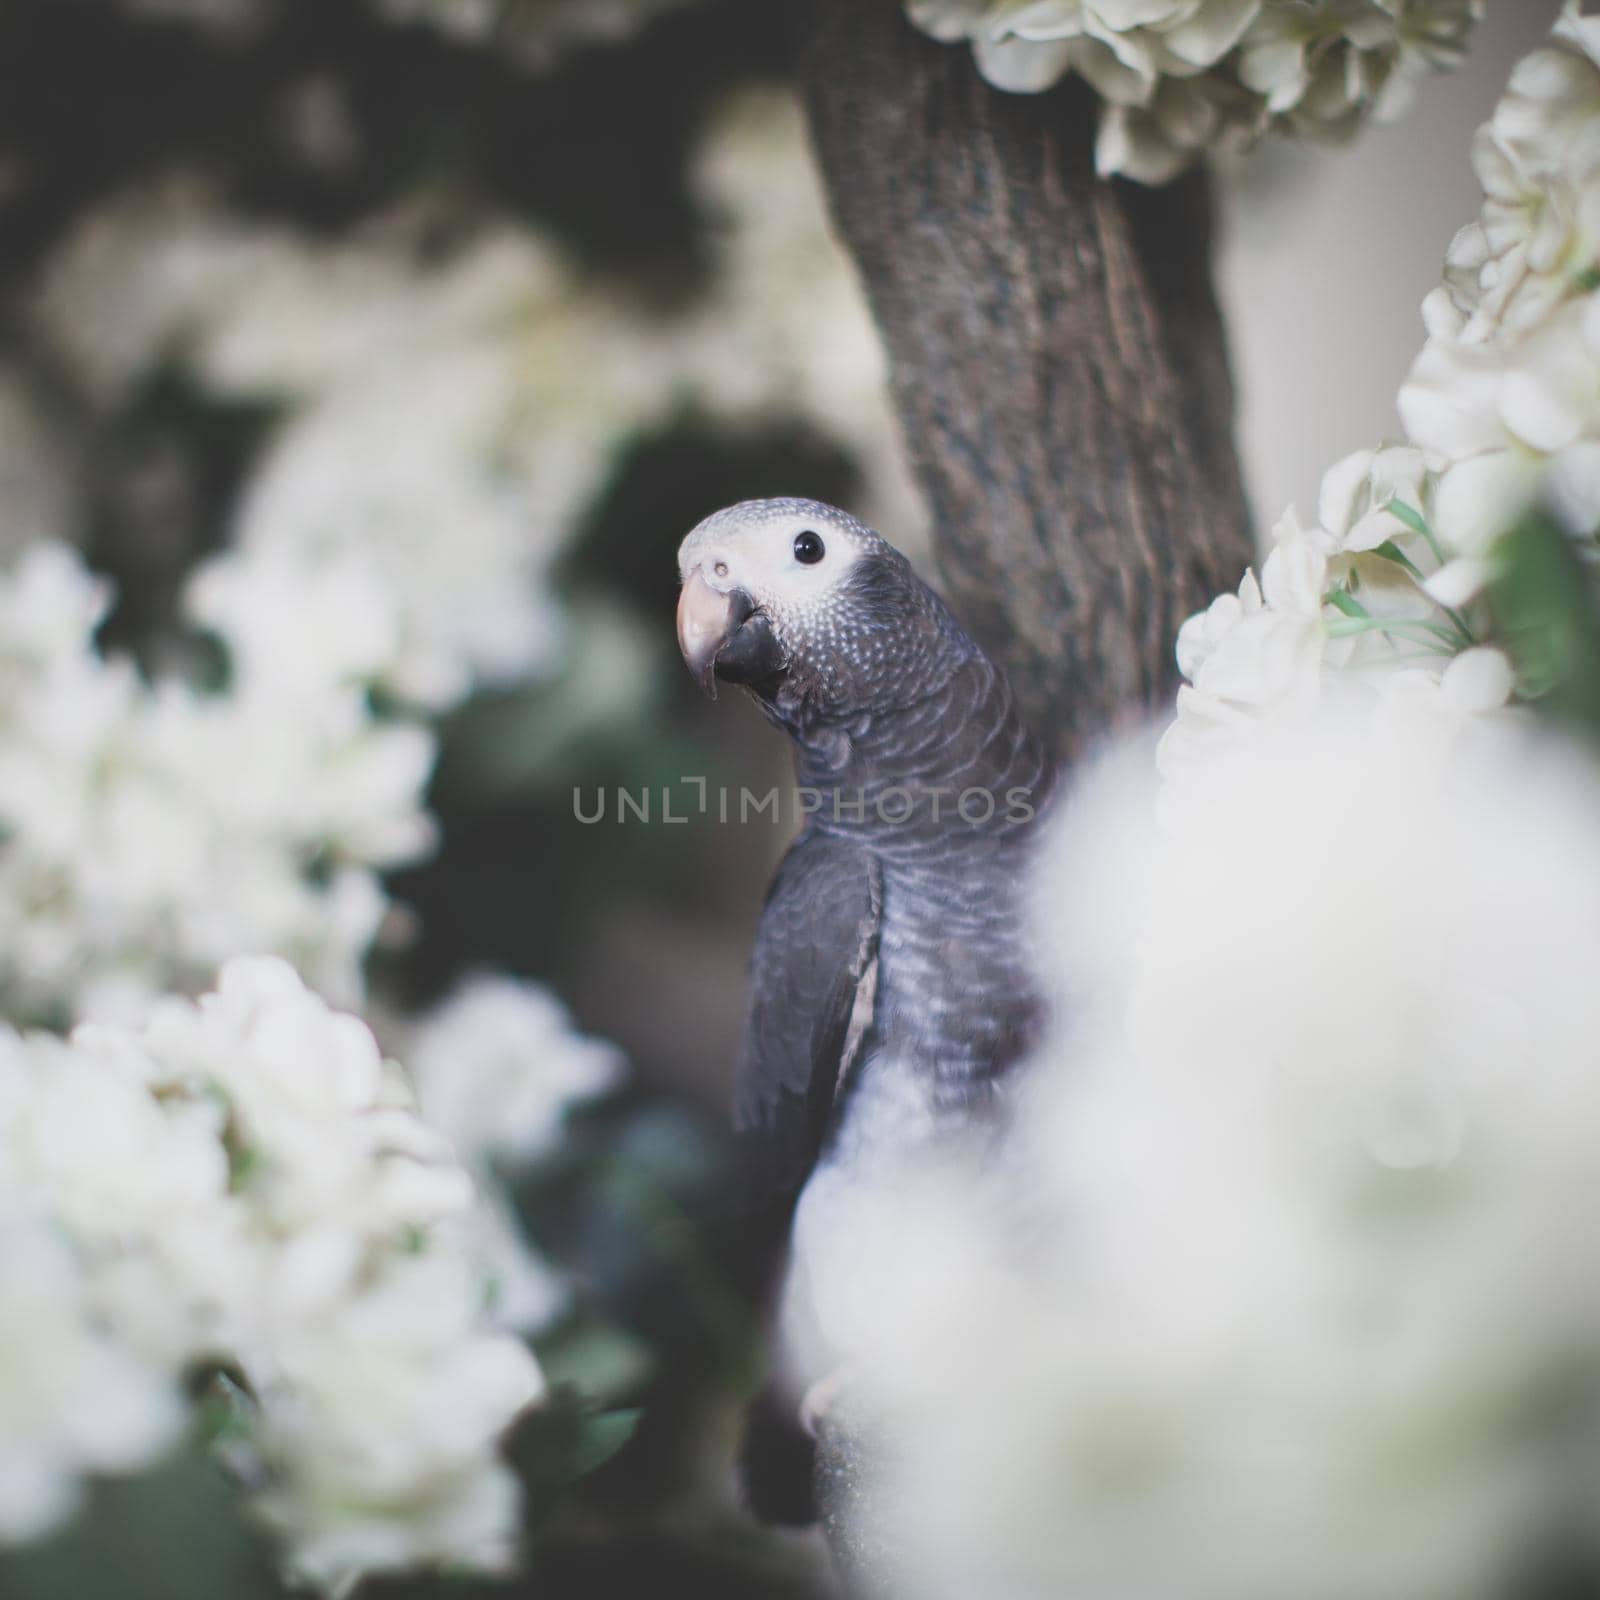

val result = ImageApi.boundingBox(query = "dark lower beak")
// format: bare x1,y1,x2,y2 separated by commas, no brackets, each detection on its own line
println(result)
675,570,783,698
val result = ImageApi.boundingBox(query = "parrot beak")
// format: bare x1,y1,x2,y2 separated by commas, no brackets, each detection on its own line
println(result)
677,568,754,699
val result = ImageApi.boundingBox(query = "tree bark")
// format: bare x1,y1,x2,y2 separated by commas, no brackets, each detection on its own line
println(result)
797,7,1255,1584
800,0,1253,763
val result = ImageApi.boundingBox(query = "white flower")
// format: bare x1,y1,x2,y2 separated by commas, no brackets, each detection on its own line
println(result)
136,962,552,1593
448,1180,572,1335
0,1212,183,1542
1315,443,1428,552
0,539,441,1027
1097,76,1244,183
406,973,622,1169
1400,293,1600,582
139,958,471,1243
0,957,554,1590
395,974,623,1340
0,539,112,674
904,0,1481,181
212,352,565,711
1441,5,1600,344
2,1030,229,1248
1240,0,1479,140
249,1249,544,1597
1161,509,1332,774
906,0,993,43
402,973,623,1337
36,202,577,714
1172,5,1600,754
1386,6,1600,607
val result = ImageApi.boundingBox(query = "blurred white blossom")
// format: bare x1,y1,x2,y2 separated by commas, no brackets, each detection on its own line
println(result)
36,201,574,710
0,542,433,1026
407,972,622,1169
0,1212,183,1542
0,957,545,1591
906,0,1482,182
402,971,625,1337
830,705,1600,1600
1166,3,1600,774
247,1247,542,1595
1396,3,1600,597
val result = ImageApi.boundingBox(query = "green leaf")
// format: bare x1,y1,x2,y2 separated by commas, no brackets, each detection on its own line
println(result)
1386,497,1448,565
1371,538,1426,580
535,1310,654,1408
1324,615,1459,648
1486,511,1600,741
567,1408,643,1478
509,1392,644,1525
1386,498,1430,538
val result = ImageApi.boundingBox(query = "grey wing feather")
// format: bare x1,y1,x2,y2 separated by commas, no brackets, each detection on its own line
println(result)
733,827,881,1250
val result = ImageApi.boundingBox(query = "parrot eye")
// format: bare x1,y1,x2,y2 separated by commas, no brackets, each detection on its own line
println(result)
792,530,826,565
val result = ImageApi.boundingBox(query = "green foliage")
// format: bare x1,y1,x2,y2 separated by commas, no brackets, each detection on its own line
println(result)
1487,511,1600,742
510,1393,644,1527
0,1441,282,1600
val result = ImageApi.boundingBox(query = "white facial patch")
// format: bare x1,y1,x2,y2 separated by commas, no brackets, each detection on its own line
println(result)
677,498,878,622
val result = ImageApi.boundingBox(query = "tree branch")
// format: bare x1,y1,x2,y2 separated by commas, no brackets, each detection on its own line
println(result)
800,0,1253,762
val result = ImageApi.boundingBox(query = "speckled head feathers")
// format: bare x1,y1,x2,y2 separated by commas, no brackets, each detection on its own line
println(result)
676,497,957,718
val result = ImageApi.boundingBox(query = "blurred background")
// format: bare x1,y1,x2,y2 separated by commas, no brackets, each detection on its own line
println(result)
0,1,1567,1596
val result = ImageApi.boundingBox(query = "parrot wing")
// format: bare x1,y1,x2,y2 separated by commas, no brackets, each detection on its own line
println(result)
733,825,881,1257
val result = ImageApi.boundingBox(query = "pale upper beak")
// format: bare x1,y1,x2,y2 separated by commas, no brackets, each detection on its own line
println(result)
676,566,752,698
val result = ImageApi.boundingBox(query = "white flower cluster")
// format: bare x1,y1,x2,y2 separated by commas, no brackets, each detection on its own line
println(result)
905,0,1482,183
0,542,433,1027
399,972,625,1336
1400,2,1600,601
1166,1,1600,779
0,957,545,1593
407,971,624,1170
35,193,574,711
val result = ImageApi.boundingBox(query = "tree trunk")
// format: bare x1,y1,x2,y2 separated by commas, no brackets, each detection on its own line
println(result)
797,6,1255,1585
800,0,1253,763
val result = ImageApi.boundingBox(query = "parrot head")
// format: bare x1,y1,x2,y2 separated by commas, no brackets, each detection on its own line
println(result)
676,498,919,702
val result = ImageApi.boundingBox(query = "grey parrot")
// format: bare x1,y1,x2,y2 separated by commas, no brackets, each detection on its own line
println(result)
675,497,1051,1523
